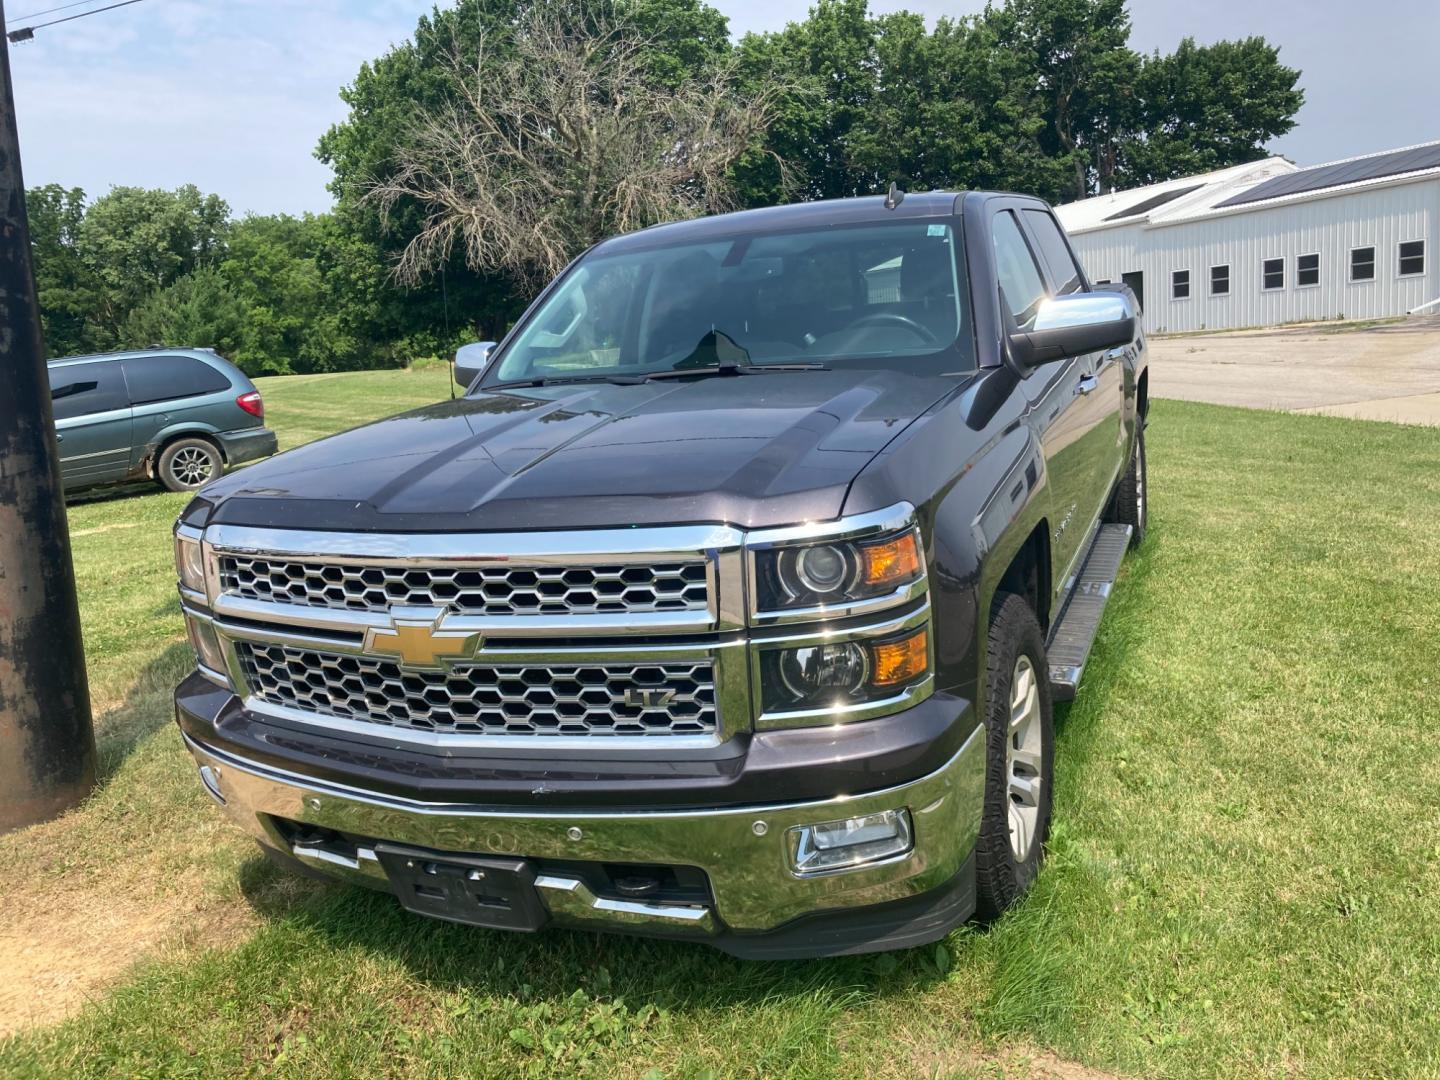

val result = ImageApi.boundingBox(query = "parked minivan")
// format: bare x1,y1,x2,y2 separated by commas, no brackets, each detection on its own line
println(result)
47,347,278,494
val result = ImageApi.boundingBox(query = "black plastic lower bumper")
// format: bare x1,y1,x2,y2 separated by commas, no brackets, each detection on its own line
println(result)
174,672,977,811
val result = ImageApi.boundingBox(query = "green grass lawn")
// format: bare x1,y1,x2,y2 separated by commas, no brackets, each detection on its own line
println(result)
3,371,1439,1078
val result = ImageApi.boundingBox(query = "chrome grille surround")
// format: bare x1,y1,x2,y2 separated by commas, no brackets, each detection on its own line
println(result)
235,641,718,737
177,507,933,748
218,555,709,617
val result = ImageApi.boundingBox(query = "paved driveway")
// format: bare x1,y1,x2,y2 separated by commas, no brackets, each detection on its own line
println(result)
1147,317,1440,426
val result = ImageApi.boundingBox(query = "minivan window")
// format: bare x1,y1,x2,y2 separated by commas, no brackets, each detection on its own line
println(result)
489,220,972,383
49,361,129,420
122,354,232,406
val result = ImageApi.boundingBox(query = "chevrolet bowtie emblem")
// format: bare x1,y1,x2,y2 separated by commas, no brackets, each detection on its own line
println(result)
363,607,481,671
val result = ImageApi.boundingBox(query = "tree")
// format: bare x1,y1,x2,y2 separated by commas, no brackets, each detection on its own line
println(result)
844,11,1069,200
366,0,781,286
25,184,99,356
79,185,230,339
733,0,876,204
317,0,734,338
989,0,1140,201
121,267,246,359
1119,37,1303,186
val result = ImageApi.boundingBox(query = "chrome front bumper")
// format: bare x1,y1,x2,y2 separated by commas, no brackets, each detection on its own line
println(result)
184,723,984,938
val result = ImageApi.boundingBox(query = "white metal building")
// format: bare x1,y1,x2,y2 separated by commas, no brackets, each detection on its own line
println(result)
1054,141,1440,333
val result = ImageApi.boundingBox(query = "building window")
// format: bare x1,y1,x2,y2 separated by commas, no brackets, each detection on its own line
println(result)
1262,258,1285,291
1350,246,1376,282
1399,240,1426,277
1171,269,1191,300
1296,253,1320,288
1209,264,1230,296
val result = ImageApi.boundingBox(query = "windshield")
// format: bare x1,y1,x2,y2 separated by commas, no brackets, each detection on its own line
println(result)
487,219,972,384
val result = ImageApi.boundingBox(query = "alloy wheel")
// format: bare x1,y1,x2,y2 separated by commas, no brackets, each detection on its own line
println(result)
1006,654,1044,861
171,446,214,487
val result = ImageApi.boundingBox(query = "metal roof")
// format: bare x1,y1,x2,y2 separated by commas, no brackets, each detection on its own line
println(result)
1102,183,1204,221
1214,141,1440,209
1053,158,1293,234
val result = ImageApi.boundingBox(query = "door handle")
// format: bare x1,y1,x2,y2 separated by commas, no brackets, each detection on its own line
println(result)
56,433,64,442
1075,374,1099,396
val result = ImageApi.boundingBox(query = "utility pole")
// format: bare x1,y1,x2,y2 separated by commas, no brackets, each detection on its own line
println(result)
0,0,97,833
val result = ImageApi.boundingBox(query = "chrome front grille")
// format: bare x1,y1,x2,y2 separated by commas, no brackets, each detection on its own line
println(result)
218,555,709,617
235,642,718,738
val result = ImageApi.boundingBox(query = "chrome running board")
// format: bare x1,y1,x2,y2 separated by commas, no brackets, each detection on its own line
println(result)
1046,524,1131,701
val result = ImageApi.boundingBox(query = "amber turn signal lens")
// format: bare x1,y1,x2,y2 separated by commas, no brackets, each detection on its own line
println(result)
869,628,929,687
860,531,921,588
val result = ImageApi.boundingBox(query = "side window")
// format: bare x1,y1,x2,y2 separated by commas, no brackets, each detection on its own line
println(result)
1021,209,1083,295
1171,270,1191,300
1262,258,1285,291
991,211,1047,329
121,355,233,406
1350,246,1376,282
1399,240,1426,277
1297,253,1320,287
1210,265,1230,296
48,362,129,421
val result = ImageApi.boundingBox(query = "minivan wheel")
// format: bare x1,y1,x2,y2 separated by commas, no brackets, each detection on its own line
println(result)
974,593,1055,920
157,437,222,492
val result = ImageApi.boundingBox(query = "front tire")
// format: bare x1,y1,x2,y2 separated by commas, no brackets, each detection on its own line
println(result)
157,437,223,492
975,593,1055,919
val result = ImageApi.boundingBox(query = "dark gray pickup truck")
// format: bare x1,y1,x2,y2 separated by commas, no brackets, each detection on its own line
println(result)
173,191,1147,958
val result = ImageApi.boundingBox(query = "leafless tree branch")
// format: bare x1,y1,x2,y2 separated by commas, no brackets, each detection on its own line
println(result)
367,0,788,287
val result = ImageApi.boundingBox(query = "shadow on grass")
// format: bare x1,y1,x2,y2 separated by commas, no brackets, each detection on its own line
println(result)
65,479,167,508
232,848,955,1017
92,642,194,784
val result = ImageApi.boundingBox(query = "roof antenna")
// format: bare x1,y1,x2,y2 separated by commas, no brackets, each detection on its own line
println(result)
884,181,905,210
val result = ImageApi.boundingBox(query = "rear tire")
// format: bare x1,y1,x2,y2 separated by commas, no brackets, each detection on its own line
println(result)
1107,426,1147,548
974,593,1055,920
157,437,222,492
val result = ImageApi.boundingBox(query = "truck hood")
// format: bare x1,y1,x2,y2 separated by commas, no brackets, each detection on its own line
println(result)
199,369,958,532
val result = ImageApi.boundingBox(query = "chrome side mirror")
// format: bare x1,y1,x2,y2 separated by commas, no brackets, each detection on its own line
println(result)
1009,293,1136,373
454,341,497,389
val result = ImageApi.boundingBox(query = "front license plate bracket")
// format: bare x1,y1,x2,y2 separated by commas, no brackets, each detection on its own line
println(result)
373,843,549,932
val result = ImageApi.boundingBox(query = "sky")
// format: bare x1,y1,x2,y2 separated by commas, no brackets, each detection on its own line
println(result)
5,0,1437,216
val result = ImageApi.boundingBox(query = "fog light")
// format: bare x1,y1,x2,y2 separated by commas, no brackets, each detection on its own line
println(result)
186,616,229,684
788,808,913,876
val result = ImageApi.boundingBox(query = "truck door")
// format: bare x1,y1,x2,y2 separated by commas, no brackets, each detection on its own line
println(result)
990,208,1093,596
47,361,133,490
1022,209,1127,555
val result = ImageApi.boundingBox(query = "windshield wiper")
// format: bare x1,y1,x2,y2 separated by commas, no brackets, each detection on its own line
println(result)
484,373,650,391
641,362,828,380
642,329,828,379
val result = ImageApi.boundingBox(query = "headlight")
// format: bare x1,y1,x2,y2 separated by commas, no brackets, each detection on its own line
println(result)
761,625,930,714
755,526,923,612
174,533,206,594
